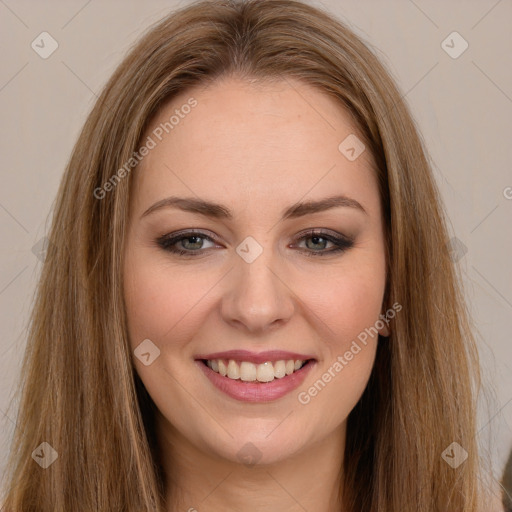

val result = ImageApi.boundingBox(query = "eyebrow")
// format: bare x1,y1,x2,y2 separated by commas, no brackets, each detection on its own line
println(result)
140,194,367,221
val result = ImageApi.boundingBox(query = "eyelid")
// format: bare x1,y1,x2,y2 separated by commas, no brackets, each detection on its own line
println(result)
294,227,352,240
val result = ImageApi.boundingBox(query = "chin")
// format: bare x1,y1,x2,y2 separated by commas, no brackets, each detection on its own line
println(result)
207,427,309,467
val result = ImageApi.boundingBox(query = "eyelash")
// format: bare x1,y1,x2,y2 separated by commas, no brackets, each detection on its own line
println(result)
156,229,354,258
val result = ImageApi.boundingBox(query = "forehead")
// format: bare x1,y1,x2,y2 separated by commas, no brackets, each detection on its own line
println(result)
132,76,380,218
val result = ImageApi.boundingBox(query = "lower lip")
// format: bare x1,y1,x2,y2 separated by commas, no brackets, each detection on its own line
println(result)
195,360,316,402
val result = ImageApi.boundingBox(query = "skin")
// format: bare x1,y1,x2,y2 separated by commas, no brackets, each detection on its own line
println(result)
123,75,390,512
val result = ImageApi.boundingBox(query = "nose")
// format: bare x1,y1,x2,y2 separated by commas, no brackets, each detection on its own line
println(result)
220,248,295,334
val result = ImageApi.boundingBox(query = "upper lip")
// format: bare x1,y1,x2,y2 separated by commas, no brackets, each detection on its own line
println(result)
195,349,316,365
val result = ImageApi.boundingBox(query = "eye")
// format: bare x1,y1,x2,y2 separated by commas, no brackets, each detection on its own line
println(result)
156,231,217,256
292,229,354,257
156,228,354,257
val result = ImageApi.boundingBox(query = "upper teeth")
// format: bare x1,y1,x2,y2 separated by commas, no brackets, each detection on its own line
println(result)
206,359,306,382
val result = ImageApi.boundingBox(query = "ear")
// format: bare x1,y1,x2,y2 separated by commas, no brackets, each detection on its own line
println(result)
377,312,391,338
378,323,390,338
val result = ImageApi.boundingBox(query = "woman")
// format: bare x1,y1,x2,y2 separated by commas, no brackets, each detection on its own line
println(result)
1,0,502,510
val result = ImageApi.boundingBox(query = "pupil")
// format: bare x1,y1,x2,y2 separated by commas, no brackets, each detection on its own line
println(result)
185,236,202,249
308,236,326,250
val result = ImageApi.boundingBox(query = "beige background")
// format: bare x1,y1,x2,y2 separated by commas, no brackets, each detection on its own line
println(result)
0,0,511,491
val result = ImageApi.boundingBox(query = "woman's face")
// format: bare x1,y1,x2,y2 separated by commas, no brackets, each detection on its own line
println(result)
123,76,389,466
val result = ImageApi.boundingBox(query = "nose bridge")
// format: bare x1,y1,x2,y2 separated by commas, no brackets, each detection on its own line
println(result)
222,236,294,331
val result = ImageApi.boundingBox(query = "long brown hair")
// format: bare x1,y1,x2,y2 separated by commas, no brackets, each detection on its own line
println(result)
1,0,489,510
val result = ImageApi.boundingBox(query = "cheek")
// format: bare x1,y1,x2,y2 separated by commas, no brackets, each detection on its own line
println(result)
296,280,381,420
298,258,386,347
292,260,385,413
123,252,203,350
329,281,383,342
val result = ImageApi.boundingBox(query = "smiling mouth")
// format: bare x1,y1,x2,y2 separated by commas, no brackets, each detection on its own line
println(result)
199,358,315,383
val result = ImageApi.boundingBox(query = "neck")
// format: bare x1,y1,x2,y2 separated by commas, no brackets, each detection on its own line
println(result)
156,413,346,512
